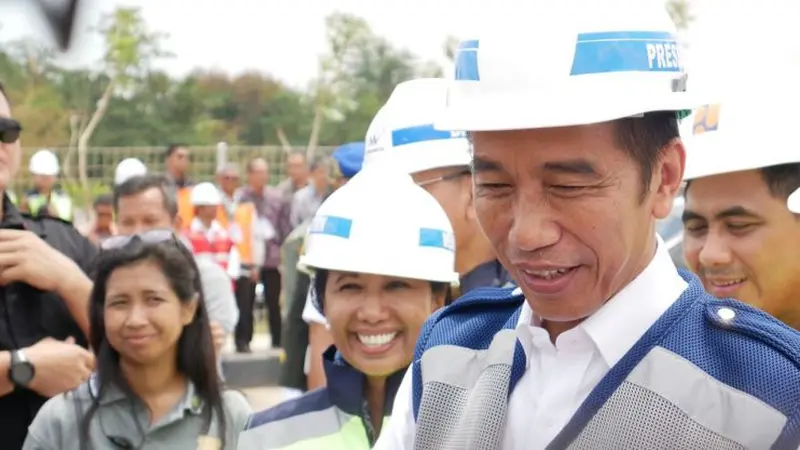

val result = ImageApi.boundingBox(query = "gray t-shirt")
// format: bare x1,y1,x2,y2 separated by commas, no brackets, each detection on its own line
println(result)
23,380,251,450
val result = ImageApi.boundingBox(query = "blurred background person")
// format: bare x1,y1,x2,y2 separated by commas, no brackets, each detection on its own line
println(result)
277,152,308,202
20,149,73,222
237,158,290,352
78,194,117,246
289,156,332,228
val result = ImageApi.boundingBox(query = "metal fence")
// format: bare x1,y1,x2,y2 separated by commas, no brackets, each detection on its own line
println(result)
13,145,337,199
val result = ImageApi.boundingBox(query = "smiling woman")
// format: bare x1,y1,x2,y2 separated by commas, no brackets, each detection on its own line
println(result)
22,230,251,450
238,164,457,450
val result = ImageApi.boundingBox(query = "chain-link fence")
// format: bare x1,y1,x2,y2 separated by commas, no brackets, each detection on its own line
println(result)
13,145,338,206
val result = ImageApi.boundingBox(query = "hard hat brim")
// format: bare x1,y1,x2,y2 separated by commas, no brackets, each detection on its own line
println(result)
434,91,705,132
299,253,460,285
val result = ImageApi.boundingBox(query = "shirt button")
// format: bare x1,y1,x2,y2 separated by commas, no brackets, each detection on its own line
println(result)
717,307,736,322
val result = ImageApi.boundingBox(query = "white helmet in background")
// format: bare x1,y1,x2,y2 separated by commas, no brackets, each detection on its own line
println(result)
299,163,459,284
29,149,60,176
114,158,148,185
682,86,800,213
436,1,700,131
190,182,222,206
364,78,470,174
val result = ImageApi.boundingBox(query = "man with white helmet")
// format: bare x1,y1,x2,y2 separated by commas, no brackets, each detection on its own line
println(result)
114,157,147,186
681,94,800,329
364,78,514,295
185,181,241,283
21,149,73,222
375,3,800,449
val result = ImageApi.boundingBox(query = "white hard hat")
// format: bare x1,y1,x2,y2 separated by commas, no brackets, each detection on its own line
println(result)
29,150,60,176
114,158,148,185
436,1,700,131
190,182,222,206
364,78,471,175
683,90,800,213
299,163,459,283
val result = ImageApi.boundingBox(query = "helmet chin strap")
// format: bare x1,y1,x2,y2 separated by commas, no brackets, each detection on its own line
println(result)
33,0,81,51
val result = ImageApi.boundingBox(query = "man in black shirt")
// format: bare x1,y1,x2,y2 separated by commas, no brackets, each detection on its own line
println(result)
0,82,96,449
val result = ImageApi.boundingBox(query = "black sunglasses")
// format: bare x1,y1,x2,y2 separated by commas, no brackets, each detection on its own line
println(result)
100,228,179,251
0,118,22,144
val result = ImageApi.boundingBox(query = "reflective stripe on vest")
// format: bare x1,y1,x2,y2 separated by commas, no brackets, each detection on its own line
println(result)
27,192,73,221
187,231,234,273
238,405,389,450
414,332,787,449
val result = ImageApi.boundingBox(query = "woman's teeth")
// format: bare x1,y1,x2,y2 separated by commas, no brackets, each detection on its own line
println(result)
357,332,397,347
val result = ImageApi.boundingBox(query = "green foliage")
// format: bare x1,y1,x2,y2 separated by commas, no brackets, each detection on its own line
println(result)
0,8,445,151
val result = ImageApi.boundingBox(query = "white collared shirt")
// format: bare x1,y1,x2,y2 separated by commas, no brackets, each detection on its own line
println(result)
374,238,688,450
504,239,687,449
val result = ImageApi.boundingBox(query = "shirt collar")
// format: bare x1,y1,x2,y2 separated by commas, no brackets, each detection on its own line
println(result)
89,375,205,415
516,236,687,367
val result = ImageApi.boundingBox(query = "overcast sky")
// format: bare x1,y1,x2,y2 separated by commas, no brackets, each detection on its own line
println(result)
0,0,796,90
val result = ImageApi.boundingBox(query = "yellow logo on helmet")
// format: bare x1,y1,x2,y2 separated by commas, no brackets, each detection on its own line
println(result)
693,103,721,135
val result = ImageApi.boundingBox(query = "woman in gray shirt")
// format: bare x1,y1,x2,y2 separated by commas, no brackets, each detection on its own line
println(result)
23,229,251,450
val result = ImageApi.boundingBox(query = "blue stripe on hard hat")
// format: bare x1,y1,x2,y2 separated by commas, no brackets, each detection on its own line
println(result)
419,228,455,252
391,124,466,147
570,31,681,76
454,39,480,81
309,215,352,239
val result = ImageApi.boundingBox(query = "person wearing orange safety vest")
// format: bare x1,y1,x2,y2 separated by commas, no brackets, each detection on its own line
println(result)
184,182,240,291
215,163,263,354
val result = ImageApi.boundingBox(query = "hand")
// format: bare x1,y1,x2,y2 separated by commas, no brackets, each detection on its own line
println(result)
210,321,226,356
0,229,85,292
250,268,260,283
26,337,95,397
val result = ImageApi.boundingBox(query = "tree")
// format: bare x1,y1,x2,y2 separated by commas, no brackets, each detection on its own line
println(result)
75,7,168,195
666,0,694,31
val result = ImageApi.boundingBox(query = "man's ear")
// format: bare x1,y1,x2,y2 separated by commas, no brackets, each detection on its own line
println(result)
652,137,686,220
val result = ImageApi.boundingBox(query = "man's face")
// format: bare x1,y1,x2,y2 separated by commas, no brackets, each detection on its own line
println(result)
412,167,472,256
247,160,269,188
471,123,681,323
311,164,331,190
195,205,217,222
287,155,308,184
167,147,190,176
683,170,800,326
95,203,114,230
115,187,175,234
33,174,57,191
217,170,240,196
0,92,21,191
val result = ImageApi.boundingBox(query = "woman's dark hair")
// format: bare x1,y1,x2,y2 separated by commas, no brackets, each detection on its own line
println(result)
312,269,450,315
79,240,225,448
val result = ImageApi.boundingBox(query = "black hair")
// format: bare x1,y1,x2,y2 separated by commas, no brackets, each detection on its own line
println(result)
312,269,450,315
113,174,178,218
684,162,800,209
165,144,188,160
79,240,226,448
614,111,681,201
93,194,113,208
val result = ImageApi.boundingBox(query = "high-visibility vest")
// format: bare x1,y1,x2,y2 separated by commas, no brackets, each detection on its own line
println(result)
26,190,73,222
216,202,255,266
186,228,234,273
176,186,194,229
